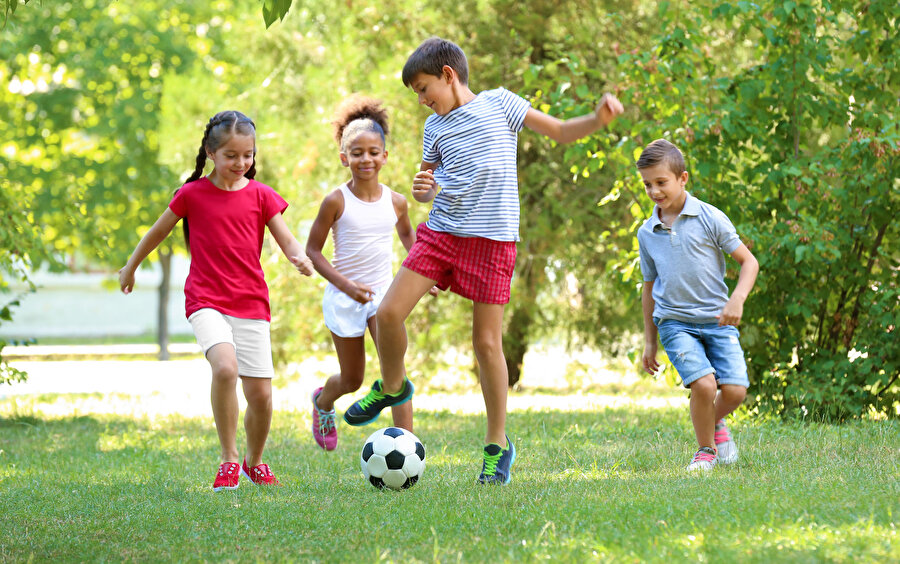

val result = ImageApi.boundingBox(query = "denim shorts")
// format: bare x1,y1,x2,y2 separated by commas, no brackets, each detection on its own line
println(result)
655,319,750,389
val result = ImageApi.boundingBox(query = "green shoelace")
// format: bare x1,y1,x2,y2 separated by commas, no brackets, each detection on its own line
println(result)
482,450,502,476
357,386,386,409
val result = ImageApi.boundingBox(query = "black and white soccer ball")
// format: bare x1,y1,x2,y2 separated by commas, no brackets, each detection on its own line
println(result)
360,427,425,490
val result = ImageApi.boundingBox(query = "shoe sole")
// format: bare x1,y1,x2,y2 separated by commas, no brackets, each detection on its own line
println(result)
213,484,239,492
504,440,516,484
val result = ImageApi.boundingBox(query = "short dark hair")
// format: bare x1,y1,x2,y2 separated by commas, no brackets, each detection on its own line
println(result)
636,139,686,176
402,37,469,87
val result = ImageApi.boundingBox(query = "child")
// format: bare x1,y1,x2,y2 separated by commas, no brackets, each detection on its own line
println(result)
636,139,759,471
305,95,420,451
343,37,624,485
119,110,314,491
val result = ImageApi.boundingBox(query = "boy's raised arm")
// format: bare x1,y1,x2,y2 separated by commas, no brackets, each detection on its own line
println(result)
523,93,624,144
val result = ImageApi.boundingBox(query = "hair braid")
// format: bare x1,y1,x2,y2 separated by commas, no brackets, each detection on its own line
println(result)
177,111,257,248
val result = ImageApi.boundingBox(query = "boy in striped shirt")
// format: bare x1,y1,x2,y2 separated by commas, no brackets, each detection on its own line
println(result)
344,36,623,484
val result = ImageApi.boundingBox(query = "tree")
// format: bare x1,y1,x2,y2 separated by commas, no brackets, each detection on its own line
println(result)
0,0,231,360
578,0,899,418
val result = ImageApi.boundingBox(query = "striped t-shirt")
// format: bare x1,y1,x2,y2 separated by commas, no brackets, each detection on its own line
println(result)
422,87,531,242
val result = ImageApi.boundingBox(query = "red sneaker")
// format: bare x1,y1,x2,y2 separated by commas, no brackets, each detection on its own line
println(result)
241,459,281,487
213,462,241,492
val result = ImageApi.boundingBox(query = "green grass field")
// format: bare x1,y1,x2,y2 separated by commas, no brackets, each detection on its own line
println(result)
1,385,898,562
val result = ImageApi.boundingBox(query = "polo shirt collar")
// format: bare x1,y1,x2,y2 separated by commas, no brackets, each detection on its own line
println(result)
649,192,699,228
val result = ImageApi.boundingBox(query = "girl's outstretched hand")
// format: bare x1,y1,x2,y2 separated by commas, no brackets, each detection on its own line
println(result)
290,254,314,276
119,267,135,294
595,93,624,127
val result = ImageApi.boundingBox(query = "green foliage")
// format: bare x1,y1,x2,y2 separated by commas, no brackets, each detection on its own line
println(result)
552,0,899,419
1,396,898,561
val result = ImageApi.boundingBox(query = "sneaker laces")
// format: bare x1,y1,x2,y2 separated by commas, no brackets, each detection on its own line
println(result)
714,421,732,444
692,448,717,464
318,410,335,435
358,383,387,409
482,449,502,476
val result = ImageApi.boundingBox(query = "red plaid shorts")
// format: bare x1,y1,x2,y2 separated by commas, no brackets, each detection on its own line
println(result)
402,224,517,304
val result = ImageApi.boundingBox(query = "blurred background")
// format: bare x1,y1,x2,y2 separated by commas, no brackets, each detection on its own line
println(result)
1,0,897,419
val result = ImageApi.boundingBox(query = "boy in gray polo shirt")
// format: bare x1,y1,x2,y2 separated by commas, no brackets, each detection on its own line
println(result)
637,139,759,471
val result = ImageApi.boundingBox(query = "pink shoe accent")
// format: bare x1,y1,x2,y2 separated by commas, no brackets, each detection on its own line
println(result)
311,387,338,451
714,419,732,445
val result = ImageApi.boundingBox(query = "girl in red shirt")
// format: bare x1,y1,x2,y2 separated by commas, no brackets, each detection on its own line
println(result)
119,110,313,491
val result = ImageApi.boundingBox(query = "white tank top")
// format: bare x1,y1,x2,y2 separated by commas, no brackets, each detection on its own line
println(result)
331,183,397,288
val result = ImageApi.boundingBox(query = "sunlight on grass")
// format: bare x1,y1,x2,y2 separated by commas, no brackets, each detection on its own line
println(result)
1,361,897,562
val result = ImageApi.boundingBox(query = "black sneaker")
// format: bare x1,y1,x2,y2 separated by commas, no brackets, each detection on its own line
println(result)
343,378,414,426
477,435,515,485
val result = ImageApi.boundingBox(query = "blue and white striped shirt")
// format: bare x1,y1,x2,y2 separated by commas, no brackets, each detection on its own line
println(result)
422,87,531,241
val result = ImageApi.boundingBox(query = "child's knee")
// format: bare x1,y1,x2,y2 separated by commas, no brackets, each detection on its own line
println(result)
211,359,239,383
243,379,272,407
721,384,747,404
689,374,717,399
375,303,403,327
472,334,502,361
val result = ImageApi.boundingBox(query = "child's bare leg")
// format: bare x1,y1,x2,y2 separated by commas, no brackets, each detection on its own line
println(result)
375,267,435,394
688,373,717,448
317,334,367,411
207,343,240,463
369,317,413,432
473,302,508,447
242,376,272,467
715,384,747,421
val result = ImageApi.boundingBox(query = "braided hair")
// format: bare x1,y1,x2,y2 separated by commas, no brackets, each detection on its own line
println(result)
333,95,389,152
179,111,257,246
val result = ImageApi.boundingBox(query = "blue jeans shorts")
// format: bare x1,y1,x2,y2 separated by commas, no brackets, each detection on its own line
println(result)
655,319,750,389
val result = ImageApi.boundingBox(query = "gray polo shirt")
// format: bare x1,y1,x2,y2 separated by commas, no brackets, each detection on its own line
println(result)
638,192,742,324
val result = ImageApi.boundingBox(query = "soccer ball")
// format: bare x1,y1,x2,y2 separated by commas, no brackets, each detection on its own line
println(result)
360,427,425,490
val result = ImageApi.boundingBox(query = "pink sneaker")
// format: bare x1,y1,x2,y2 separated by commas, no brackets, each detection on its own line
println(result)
686,446,718,471
212,462,240,491
714,419,738,465
241,459,281,486
311,387,338,451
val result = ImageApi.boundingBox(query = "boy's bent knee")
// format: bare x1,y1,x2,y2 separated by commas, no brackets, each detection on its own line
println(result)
721,384,747,403
375,305,404,328
689,374,717,398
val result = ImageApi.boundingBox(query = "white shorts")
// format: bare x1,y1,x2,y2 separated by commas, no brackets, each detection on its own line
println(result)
188,308,275,378
322,283,387,338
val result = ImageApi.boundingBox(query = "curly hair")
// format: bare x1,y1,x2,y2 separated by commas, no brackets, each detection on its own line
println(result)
332,94,389,151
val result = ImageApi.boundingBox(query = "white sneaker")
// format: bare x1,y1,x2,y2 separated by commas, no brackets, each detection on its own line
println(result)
714,419,738,465
686,446,718,471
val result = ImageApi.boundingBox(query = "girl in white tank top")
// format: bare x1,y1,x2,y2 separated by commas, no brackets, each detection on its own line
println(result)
304,95,417,450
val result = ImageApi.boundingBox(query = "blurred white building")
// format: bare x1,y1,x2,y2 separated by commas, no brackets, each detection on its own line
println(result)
0,257,192,340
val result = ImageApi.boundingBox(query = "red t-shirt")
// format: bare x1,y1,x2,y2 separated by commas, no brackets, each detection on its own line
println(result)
169,177,288,321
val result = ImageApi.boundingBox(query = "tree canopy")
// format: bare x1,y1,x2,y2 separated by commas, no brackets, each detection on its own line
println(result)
2,0,898,418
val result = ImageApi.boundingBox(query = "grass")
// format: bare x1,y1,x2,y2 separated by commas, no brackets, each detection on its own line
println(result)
1,388,898,562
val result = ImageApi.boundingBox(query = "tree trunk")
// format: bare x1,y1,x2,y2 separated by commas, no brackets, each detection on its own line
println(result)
504,304,533,387
157,248,171,361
